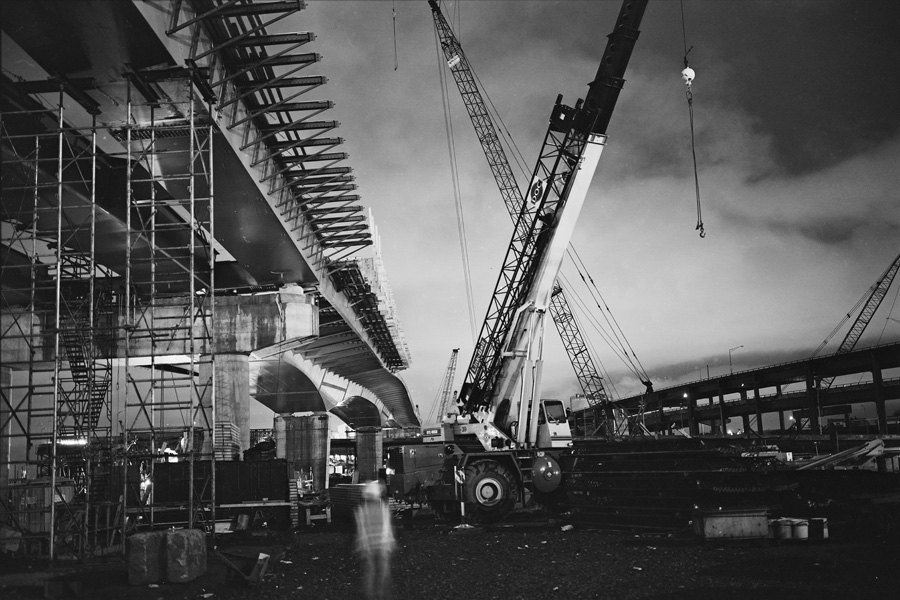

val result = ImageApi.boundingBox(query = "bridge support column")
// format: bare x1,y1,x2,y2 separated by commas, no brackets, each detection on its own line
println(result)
356,426,382,482
201,354,250,460
805,365,820,434
686,391,698,436
718,383,727,435
740,389,749,435
753,379,763,434
872,353,887,435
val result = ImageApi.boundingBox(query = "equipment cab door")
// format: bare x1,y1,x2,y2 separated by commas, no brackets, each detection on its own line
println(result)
537,400,573,448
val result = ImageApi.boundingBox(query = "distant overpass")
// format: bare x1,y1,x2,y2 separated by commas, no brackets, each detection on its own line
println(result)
593,342,900,436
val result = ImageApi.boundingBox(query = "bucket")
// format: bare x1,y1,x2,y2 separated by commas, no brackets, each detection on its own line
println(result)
791,519,809,541
774,518,793,540
809,518,829,541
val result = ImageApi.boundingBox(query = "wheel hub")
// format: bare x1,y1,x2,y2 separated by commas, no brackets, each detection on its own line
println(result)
474,478,504,506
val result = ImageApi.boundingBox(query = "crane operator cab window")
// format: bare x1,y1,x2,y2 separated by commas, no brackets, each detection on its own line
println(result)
537,400,573,448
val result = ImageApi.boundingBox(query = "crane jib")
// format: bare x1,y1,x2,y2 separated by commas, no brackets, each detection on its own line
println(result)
583,0,648,136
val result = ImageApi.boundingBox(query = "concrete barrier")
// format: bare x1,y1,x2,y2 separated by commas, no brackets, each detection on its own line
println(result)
127,529,207,585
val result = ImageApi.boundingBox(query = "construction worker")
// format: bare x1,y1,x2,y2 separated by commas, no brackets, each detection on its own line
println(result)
354,480,395,600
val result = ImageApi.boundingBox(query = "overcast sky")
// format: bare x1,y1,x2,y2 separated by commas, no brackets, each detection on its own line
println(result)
295,0,900,422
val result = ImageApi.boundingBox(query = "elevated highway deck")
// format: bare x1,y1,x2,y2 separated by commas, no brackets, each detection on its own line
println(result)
1,0,418,442
597,342,900,436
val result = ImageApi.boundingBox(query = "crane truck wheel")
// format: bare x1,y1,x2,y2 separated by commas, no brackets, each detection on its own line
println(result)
463,459,517,524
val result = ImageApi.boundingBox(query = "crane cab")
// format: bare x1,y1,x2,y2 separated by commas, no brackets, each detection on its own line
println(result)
536,399,573,448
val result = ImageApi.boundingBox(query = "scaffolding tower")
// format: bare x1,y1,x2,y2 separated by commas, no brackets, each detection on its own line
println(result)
0,65,217,558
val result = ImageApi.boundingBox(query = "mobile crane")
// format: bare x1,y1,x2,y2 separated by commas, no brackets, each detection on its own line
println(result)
427,0,623,438
389,0,649,523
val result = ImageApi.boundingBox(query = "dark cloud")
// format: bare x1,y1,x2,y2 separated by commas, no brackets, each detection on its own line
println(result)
672,0,900,175
725,210,865,246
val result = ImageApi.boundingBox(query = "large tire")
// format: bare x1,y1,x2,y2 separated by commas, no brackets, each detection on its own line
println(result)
463,459,518,524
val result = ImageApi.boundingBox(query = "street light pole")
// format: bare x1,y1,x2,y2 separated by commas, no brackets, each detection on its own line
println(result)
728,345,744,375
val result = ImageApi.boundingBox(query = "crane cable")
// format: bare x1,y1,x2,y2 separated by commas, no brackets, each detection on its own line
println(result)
392,1,398,71
559,272,644,386
434,12,478,344
680,0,705,238
565,248,652,386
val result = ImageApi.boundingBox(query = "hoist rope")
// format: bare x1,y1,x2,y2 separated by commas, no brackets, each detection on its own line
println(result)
392,1,398,71
559,272,644,384
681,0,705,238
567,247,652,383
434,21,477,344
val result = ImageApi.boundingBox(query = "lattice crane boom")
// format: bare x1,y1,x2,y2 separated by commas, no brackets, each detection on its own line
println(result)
819,251,900,390
434,348,460,423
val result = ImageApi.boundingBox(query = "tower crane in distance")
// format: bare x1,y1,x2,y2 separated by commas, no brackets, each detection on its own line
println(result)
388,0,649,524
428,0,625,437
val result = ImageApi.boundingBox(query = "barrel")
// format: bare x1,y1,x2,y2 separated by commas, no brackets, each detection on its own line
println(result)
774,518,793,540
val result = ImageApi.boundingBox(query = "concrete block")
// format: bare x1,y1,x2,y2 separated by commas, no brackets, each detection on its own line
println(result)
166,529,207,583
127,530,166,585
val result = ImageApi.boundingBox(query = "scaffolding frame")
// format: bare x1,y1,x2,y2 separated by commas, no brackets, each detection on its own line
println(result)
1,66,218,557
119,73,217,536
1,86,120,558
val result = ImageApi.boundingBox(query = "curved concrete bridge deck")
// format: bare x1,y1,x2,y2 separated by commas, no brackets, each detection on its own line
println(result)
1,0,419,458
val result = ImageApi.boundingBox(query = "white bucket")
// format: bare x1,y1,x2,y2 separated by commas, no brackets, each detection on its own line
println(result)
792,519,809,541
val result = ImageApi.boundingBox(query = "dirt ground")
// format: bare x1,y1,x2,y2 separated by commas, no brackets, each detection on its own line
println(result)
1,514,897,600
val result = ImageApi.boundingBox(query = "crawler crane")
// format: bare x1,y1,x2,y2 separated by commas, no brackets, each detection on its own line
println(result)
388,0,649,523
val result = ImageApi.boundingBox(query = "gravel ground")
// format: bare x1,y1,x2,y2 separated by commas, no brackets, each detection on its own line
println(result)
1,515,897,600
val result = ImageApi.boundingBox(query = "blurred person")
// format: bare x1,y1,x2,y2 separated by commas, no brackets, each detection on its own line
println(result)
354,480,395,600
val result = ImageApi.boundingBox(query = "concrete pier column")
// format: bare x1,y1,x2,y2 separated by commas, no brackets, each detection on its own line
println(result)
717,383,727,435
753,379,763,434
805,365,820,434
200,354,250,460
686,391,698,436
356,426,383,482
740,388,749,435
